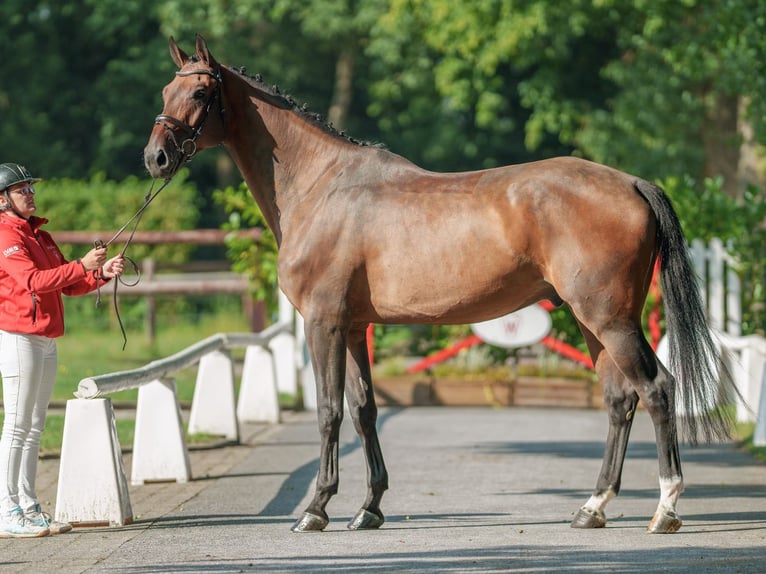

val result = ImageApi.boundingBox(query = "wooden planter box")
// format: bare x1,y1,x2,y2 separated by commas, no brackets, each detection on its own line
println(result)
373,374,602,409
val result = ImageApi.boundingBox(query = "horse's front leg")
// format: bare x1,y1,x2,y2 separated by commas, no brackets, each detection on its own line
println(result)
344,325,388,530
291,317,348,533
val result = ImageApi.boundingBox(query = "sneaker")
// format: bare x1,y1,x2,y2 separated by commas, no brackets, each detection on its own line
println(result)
25,504,72,535
0,507,50,538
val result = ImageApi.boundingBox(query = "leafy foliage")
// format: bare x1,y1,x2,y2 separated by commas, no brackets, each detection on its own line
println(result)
213,182,279,318
663,176,766,335
36,170,200,263
365,0,766,193
34,171,201,332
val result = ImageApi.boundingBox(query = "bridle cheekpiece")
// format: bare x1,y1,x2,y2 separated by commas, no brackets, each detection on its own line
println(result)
154,65,225,163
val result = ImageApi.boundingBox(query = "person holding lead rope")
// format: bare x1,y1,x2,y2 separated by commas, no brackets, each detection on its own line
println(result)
0,163,124,538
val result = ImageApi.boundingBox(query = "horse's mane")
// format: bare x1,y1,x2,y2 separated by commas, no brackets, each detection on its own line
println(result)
229,65,381,148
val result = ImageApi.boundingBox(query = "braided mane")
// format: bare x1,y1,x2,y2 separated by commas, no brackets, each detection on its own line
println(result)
229,65,379,148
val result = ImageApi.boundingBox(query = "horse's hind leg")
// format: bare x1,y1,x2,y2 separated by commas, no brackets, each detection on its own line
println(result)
571,324,639,529
640,359,684,533
344,325,388,530
590,321,684,533
291,316,348,533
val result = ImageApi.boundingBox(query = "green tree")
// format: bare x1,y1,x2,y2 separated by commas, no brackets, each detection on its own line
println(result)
0,0,168,180
213,182,279,316
37,169,200,263
662,176,766,335
369,0,766,191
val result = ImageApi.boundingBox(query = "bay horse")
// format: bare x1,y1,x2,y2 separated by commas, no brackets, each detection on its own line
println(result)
144,35,736,534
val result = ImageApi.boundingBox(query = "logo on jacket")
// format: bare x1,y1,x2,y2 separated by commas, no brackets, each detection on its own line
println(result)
2,245,19,257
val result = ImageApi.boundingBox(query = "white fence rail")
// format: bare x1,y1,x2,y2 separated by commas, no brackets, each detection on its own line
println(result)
54,291,309,527
660,238,766,431
689,238,742,337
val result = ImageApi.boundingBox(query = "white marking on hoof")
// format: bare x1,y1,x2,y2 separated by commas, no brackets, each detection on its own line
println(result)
583,489,616,516
658,475,684,515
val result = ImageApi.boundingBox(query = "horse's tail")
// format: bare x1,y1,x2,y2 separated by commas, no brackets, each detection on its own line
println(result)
634,179,737,444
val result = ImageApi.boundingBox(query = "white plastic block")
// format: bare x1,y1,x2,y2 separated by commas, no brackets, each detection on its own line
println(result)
188,350,239,441
55,398,132,526
131,379,191,485
301,363,317,411
269,332,298,394
237,346,281,423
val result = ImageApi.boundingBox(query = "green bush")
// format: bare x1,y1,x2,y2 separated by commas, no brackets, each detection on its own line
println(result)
662,176,766,336
32,170,205,332
213,182,279,319
36,170,200,262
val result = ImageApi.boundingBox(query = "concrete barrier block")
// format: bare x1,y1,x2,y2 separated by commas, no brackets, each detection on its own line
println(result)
301,364,317,411
188,350,239,441
237,346,280,423
131,379,191,485
269,332,297,395
55,398,132,526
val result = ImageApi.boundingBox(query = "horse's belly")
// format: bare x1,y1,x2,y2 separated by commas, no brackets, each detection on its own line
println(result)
364,260,544,324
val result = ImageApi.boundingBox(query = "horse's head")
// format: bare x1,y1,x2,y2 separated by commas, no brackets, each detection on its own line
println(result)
144,35,225,179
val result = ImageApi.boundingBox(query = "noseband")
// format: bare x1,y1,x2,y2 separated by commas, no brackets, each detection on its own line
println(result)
154,66,224,162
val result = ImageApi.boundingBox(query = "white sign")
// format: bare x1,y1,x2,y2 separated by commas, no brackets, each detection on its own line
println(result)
471,304,552,349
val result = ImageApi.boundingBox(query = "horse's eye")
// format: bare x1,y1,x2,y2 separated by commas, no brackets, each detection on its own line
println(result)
193,89,207,101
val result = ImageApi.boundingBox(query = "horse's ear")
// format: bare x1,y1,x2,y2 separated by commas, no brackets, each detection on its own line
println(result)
195,34,218,68
168,36,189,69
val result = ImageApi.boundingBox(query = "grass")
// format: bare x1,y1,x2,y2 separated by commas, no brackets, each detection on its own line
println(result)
54,310,252,402
1,413,224,455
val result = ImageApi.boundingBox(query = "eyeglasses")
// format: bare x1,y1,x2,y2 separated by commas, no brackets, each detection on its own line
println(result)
9,185,35,196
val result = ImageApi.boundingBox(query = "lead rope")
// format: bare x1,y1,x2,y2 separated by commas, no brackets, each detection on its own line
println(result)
95,177,173,349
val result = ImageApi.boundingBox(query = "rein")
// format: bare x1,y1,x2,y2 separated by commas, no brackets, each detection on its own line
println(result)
95,177,173,349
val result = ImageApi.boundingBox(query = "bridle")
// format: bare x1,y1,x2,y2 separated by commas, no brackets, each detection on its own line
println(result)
100,65,225,349
154,65,225,164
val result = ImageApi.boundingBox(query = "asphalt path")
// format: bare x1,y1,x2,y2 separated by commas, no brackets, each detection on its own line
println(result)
2,406,764,573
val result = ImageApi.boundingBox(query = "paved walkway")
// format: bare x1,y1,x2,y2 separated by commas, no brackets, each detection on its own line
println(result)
1,406,765,573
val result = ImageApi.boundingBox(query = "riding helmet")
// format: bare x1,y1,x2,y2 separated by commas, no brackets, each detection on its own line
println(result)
0,163,41,193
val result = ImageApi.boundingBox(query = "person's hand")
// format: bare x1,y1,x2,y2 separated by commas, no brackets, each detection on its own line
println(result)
80,246,107,271
101,255,125,279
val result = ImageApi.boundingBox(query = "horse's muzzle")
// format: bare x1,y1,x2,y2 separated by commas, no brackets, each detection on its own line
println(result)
144,142,181,179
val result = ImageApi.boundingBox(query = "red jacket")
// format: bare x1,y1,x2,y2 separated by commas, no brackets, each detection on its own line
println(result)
0,213,105,337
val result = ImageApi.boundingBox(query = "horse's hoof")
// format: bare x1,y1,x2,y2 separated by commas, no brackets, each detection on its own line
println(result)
648,510,682,534
291,512,329,532
347,509,384,530
570,506,606,529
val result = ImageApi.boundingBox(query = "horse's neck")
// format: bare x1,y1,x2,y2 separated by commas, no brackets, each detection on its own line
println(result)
225,89,348,246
